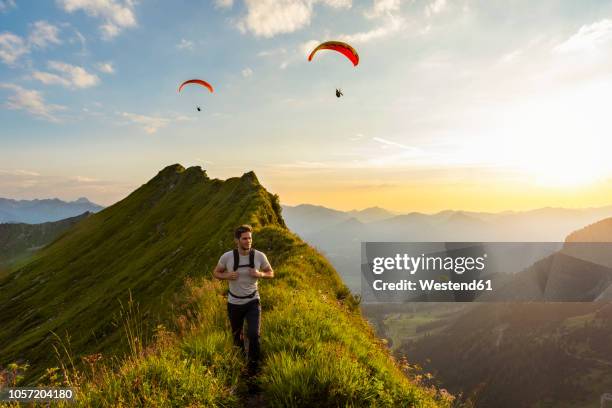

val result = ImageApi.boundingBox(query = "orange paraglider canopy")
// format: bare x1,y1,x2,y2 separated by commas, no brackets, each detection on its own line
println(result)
308,41,359,66
178,79,214,93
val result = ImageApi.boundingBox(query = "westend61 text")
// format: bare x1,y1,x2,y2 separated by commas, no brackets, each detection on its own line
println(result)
372,279,493,291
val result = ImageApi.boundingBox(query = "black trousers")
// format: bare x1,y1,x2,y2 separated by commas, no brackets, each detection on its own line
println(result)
227,298,261,373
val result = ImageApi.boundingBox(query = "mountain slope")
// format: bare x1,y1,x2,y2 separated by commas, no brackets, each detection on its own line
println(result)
0,164,284,383
0,164,448,407
396,217,612,407
0,212,91,272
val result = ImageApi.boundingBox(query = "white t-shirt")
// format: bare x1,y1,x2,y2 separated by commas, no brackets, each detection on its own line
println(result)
217,249,271,305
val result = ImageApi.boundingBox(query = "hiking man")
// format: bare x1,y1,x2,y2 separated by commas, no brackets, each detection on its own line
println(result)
213,224,274,376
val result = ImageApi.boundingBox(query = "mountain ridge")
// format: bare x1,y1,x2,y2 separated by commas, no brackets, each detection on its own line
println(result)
0,164,447,406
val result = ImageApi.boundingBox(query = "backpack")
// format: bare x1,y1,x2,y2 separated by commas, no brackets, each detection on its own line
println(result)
233,248,255,271
228,249,258,300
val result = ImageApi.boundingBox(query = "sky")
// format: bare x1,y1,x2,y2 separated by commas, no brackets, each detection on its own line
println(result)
1,0,612,213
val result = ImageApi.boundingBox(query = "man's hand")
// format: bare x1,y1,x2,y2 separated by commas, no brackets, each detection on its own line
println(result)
213,264,238,280
249,267,274,279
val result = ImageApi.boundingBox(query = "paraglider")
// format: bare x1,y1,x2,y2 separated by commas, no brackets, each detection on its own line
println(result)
178,79,214,93
308,41,358,98
308,41,359,66
178,79,213,111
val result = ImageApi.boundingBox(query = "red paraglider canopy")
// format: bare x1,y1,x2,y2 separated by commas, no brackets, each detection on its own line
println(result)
308,41,359,66
178,79,214,93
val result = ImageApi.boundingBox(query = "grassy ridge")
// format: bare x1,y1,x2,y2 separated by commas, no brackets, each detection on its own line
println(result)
0,164,283,383
2,226,451,407
0,164,450,406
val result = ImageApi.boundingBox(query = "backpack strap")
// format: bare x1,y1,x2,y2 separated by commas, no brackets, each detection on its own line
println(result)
233,248,256,271
232,249,239,271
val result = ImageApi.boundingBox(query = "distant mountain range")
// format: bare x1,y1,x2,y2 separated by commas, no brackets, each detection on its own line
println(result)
286,202,612,406
0,197,103,224
282,204,612,292
282,204,395,236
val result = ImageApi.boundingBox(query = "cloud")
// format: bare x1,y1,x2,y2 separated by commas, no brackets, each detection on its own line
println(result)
96,61,114,73
176,38,194,50
373,137,422,154
301,39,319,55
237,0,351,38
0,169,40,177
554,19,612,53
215,0,233,8
0,83,67,122
339,14,404,43
31,71,72,87
70,175,99,183
324,0,351,7
1,22,62,66
0,0,16,13
425,0,446,17
29,21,62,48
120,112,171,134
56,0,137,39
278,160,330,169
241,67,253,77
33,61,100,88
0,32,29,65
365,0,400,19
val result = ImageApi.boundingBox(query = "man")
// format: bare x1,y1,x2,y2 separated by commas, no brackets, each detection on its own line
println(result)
213,224,274,376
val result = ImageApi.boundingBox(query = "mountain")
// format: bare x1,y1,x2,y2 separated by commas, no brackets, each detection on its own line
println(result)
0,212,91,274
282,204,612,293
347,206,395,223
566,217,612,242
393,217,612,407
0,164,447,406
0,164,284,383
281,204,351,237
0,197,103,224
400,302,612,407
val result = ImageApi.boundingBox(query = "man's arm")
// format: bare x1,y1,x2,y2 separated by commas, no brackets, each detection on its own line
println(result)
249,264,273,279
213,264,238,280
259,265,274,279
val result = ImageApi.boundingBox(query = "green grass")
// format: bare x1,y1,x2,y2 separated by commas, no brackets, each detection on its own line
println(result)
0,164,452,407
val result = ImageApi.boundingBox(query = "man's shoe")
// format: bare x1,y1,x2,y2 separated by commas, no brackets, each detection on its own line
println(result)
247,361,260,377
247,378,261,394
